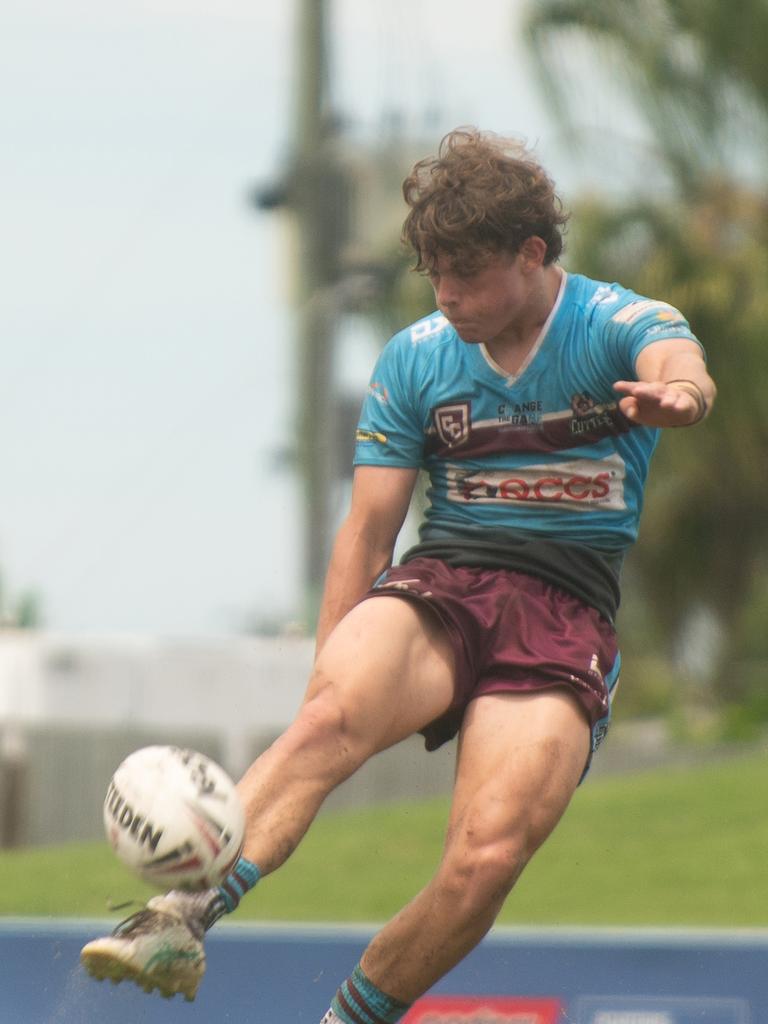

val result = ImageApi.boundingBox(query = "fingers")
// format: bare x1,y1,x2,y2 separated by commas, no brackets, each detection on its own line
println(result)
613,380,699,427
614,380,670,401
617,395,640,422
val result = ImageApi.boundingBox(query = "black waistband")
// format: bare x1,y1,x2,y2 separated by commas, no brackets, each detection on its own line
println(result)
401,527,622,624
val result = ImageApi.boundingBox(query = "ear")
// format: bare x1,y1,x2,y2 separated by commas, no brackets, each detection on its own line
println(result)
518,236,547,269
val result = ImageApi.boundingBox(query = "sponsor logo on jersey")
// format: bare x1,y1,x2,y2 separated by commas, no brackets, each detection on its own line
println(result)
497,399,543,425
571,391,597,416
410,314,449,344
589,285,622,307
356,429,388,444
611,300,683,325
434,402,471,447
643,322,690,338
367,380,390,405
375,578,433,598
569,392,620,436
446,454,627,511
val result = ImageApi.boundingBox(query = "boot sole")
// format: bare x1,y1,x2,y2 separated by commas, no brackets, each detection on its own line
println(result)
81,947,199,1002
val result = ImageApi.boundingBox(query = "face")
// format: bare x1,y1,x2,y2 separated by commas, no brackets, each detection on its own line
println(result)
427,250,533,344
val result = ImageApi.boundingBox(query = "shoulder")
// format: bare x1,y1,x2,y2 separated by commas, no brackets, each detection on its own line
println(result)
375,312,461,387
571,274,689,331
562,274,635,321
386,311,457,354
563,275,696,356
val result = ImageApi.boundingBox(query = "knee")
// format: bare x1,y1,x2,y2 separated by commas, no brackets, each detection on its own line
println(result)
437,835,529,921
285,677,365,779
293,682,347,747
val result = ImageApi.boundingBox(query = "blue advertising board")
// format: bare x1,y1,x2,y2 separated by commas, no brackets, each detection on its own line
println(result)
0,920,764,1023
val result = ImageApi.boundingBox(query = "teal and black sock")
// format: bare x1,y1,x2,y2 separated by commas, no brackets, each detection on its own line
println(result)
331,964,411,1024
201,856,261,931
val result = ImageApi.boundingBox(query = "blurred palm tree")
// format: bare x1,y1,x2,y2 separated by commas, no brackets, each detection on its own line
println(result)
524,0,768,709
525,0,768,184
567,188,768,695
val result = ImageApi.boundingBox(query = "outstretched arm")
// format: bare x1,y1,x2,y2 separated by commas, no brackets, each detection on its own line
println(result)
614,338,716,428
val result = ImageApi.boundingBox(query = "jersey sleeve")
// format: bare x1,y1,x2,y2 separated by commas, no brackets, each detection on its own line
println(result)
599,296,704,378
353,335,426,468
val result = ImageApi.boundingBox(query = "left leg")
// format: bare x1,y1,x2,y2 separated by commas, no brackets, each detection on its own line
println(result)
80,595,456,1000
332,689,589,1018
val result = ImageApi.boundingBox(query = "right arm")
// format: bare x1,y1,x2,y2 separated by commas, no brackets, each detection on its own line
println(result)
314,464,419,657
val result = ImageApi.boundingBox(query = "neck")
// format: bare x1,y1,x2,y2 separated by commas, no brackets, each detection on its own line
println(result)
485,265,563,374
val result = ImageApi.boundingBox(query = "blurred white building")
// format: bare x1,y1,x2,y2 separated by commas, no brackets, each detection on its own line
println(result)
0,631,456,846
0,630,313,776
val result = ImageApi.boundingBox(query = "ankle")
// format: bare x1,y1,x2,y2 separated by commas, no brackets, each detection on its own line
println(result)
331,964,411,1024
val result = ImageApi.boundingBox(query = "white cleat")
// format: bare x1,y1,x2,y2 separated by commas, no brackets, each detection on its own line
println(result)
80,895,205,1001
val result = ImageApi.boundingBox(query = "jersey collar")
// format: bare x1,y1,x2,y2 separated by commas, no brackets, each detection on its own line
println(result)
479,269,568,385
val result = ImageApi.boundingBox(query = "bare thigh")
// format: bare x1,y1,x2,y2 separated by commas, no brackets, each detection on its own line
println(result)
447,690,591,880
306,595,457,754
235,596,456,874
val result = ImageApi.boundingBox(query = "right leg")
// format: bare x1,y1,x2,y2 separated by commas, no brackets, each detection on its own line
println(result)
81,595,456,998
236,594,455,874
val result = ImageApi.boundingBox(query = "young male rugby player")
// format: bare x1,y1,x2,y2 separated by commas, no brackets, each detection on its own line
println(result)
82,128,716,1021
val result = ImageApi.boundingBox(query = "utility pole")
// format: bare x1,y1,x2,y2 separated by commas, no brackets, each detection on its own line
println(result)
293,0,351,621
256,0,353,625
254,2,432,630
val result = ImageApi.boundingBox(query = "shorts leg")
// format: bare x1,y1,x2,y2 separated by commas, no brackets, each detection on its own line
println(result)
367,559,619,761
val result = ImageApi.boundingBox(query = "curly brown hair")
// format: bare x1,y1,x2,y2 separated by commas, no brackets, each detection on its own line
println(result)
401,127,569,273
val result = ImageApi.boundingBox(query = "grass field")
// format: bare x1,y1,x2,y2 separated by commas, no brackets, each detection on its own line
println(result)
1,750,766,927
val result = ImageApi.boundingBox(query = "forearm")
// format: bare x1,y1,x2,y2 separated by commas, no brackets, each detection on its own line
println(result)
616,339,717,428
314,516,395,656
655,349,716,419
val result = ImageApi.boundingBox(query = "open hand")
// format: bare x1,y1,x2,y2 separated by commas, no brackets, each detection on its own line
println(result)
613,380,704,428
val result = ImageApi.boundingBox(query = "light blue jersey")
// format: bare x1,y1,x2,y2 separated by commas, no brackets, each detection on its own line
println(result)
354,271,702,556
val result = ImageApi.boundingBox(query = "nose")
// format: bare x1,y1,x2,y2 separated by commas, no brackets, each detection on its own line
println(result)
434,275,461,311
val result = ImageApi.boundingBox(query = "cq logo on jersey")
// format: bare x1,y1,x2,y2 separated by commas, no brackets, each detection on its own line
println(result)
434,402,471,447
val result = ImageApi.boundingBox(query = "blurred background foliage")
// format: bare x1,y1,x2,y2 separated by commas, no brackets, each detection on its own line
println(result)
367,0,768,741
523,0,768,738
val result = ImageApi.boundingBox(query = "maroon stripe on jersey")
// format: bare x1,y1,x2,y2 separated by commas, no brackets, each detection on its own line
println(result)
424,407,632,459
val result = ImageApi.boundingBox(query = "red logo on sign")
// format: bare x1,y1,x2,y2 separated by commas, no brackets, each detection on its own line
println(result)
402,995,562,1023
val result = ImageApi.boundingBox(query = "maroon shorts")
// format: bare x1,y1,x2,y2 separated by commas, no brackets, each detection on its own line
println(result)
366,557,619,756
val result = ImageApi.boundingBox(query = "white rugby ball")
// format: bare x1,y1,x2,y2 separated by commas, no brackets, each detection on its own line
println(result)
103,745,245,891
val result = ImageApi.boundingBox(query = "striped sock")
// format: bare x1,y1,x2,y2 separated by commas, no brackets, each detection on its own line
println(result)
331,964,411,1024
200,856,261,931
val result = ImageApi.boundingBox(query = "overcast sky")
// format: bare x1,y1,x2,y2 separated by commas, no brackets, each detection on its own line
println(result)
1,0,650,636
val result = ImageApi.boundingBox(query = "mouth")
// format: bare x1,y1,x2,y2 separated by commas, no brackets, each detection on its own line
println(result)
450,320,480,340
